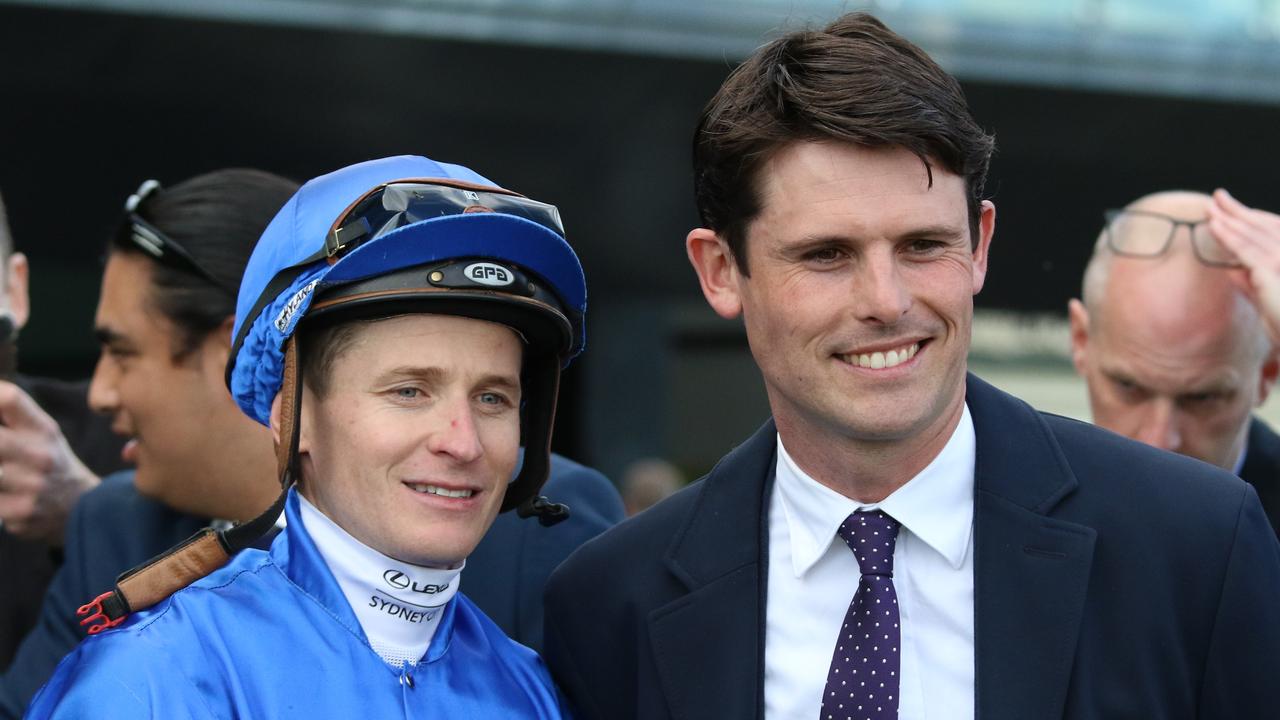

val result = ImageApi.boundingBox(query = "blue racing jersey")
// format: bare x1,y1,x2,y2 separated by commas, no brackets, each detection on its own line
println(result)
26,491,571,719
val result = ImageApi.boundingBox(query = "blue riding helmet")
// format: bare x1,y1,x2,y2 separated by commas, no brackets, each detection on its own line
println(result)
227,155,587,517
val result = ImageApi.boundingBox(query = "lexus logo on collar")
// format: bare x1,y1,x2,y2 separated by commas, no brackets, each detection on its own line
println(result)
383,569,452,594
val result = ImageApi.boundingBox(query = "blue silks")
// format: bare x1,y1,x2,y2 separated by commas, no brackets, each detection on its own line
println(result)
26,491,571,719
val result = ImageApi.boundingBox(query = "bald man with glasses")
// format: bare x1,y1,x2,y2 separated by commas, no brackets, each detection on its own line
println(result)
1069,189,1280,535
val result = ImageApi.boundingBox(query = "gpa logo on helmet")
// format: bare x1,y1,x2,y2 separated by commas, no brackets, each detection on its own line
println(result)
464,262,514,287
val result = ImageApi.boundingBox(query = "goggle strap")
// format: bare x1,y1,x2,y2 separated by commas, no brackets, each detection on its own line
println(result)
326,217,372,258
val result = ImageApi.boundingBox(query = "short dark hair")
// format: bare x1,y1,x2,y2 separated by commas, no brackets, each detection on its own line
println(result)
298,318,367,398
692,12,995,273
110,169,298,358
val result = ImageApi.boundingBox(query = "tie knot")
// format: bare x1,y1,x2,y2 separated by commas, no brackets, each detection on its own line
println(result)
837,510,900,576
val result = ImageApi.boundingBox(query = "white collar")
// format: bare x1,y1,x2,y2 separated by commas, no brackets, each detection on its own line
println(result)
298,493,462,668
1233,438,1249,476
776,403,976,577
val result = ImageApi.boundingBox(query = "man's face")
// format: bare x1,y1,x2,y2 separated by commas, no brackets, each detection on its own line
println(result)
1070,254,1275,470
88,253,237,512
698,141,993,453
295,314,522,568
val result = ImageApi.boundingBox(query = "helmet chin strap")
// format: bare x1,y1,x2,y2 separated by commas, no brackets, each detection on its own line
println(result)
517,496,570,526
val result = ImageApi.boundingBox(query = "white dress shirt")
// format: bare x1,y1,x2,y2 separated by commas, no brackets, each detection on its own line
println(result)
764,405,976,720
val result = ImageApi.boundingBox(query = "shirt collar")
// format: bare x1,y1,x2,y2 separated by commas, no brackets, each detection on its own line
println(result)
1233,437,1249,476
272,489,461,667
776,404,976,577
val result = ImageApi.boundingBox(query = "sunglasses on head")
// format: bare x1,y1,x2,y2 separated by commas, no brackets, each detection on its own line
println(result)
119,179,238,294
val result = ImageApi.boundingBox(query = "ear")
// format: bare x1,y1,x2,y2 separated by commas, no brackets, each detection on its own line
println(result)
199,316,237,380
6,253,29,330
268,392,284,447
1256,344,1280,407
685,228,744,320
1067,298,1091,376
214,316,235,352
970,201,996,294
270,383,315,490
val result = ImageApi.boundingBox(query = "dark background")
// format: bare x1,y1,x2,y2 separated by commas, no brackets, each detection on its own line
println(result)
2,4,1277,476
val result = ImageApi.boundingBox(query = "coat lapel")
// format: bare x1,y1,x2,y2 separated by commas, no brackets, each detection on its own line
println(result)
648,420,777,720
644,378,1097,720
967,375,1096,720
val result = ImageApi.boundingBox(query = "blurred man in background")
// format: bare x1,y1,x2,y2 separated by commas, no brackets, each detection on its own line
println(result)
619,458,682,517
1069,189,1280,535
0,170,291,718
0,192,125,671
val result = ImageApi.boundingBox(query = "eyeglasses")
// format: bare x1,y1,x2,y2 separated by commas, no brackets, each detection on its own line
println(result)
119,180,238,294
1102,208,1241,268
325,180,565,259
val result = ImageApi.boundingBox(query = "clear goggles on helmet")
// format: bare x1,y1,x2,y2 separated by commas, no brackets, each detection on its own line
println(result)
324,180,565,260
117,179,238,295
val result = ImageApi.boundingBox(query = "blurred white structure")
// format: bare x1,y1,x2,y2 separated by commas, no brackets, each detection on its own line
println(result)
5,0,1280,103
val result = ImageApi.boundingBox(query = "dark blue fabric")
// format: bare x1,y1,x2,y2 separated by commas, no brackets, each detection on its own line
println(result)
0,473,203,719
0,375,127,671
467,454,623,653
26,490,570,719
544,375,1280,720
1239,417,1280,539
0,453,619,719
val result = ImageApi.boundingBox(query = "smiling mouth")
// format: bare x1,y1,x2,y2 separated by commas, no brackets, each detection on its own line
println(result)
405,483,475,499
838,341,921,369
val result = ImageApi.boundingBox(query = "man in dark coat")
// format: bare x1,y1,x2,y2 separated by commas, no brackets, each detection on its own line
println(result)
544,13,1280,720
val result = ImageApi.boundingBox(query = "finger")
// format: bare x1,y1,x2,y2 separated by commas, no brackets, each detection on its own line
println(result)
0,492,35,528
1209,212,1276,265
1212,189,1257,224
1213,188,1247,213
1208,212,1269,263
1212,189,1280,236
0,423,50,469
0,381,57,434
0,463,43,496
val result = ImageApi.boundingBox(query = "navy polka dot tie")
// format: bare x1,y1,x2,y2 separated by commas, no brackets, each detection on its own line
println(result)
820,510,901,720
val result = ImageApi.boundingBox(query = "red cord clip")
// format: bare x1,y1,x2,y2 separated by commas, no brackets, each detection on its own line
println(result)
77,591,127,635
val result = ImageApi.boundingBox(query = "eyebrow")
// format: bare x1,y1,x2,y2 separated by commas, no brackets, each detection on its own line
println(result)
380,366,445,382
377,366,521,392
790,224,966,248
898,224,967,241
1103,368,1235,396
94,326,131,347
